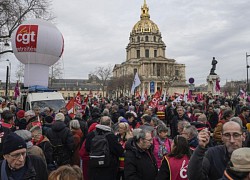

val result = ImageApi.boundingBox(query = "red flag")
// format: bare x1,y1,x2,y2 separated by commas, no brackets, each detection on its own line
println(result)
14,81,20,98
82,96,89,111
75,91,82,106
149,90,161,108
65,98,75,118
215,79,221,92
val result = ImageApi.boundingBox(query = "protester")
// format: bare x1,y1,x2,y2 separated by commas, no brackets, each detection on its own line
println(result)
85,116,123,180
124,129,158,180
171,106,191,138
0,133,48,179
153,124,172,169
156,135,190,180
15,129,46,163
181,125,199,151
219,147,250,180
116,122,133,180
46,112,74,166
188,121,245,180
213,109,234,145
49,165,83,180
69,119,83,166
30,125,54,170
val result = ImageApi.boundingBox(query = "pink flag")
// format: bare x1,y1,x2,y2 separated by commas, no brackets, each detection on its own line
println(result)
215,79,220,92
14,81,20,98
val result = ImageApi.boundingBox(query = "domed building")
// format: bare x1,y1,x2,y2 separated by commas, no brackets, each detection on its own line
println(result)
113,0,187,95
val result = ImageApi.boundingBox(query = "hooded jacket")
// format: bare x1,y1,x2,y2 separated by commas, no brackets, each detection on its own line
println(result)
46,121,74,165
85,124,124,180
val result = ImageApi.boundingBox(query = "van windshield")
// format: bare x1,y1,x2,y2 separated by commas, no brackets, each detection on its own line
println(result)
31,100,65,112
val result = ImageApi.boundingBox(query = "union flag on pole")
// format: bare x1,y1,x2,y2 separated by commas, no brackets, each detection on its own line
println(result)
14,81,20,98
65,98,75,118
75,91,82,106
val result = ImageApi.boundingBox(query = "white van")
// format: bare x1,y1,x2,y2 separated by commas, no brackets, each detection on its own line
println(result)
24,92,65,112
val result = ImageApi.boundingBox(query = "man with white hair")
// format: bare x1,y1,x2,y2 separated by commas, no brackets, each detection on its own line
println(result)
46,112,74,166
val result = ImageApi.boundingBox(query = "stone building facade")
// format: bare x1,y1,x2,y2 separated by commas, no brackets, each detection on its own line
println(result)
113,0,187,95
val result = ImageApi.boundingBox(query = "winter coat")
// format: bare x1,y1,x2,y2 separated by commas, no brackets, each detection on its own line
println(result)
27,144,46,164
36,136,53,164
85,125,124,180
124,138,158,180
46,121,74,165
71,128,83,166
171,114,191,138
0,155,48,180
0,126,12,160
187,145,230,180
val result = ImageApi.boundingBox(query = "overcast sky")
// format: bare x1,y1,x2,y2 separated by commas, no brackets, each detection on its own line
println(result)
1,0,250,86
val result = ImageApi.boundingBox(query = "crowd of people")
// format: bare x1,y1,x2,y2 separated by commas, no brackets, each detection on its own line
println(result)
0,93,250,180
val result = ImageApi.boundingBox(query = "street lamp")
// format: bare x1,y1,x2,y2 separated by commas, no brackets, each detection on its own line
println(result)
246,53,250,91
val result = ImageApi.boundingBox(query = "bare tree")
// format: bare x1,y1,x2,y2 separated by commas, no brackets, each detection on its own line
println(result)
92,65,113,97
15,62,25,82
15,60,63,84
0,0,53,55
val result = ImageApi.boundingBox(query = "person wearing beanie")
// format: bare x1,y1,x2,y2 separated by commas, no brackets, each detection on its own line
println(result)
42,115,54,135
46,112,74,166
0,133,48,179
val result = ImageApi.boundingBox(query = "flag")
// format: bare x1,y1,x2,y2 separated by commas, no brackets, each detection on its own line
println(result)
183,93,187,103
65,98,75,118
131,72,141,94
82,96,89,110
215,78,220,92
140,90,148,103
149,90,161,108
135,90,140,98
14,81,20,98
75,91,82,106
162,90,166,102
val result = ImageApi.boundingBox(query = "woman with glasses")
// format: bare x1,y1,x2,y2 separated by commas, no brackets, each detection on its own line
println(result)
156,135,191,180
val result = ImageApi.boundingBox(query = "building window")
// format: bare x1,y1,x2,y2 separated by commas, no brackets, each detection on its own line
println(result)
145,49,149,58
154,36,156,42
145,36,149,42
137,50,140,58
157,64,161,76
137,36,140,42
153,63,155,76
175,70,179,76
154,50,157,57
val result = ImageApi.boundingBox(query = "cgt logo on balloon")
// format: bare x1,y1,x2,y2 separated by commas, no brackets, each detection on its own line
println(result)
15,25,38,52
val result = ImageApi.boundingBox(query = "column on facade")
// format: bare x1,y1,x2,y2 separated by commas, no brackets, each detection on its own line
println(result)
155,81,158,93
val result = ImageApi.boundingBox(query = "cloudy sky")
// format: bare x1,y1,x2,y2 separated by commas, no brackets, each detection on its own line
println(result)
1,0,250,86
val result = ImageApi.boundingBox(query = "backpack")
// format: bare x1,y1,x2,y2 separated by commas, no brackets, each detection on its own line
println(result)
89,131,112,168
49,130,71,166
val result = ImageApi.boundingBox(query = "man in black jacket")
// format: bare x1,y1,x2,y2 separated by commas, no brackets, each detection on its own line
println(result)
124,129,158,180
46,112,74,166
85,116,123,180
0,133,48,180
188,121,245,180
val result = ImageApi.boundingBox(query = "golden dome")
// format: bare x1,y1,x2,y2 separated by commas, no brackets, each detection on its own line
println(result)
132,0,159,34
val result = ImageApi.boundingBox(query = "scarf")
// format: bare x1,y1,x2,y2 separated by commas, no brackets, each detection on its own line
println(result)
157,136,168,159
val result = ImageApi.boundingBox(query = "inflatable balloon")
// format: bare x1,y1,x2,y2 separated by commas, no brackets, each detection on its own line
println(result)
11,19,64,87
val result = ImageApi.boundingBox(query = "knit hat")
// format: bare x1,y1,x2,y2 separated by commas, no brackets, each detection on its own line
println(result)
2,133,27,155
230,148,250,172
16,110,25,119
55,113,65,121
15,130,32,141
45,116,54,123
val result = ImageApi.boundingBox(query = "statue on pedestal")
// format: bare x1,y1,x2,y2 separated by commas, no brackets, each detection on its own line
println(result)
210,57,218,75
